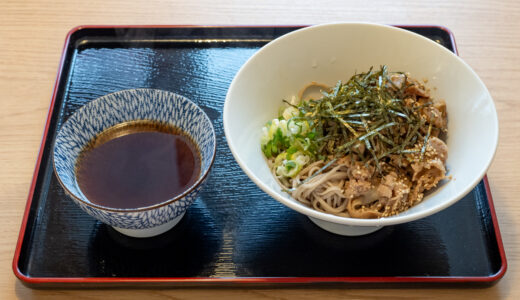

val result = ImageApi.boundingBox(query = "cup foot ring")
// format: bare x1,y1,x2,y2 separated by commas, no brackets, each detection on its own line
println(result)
112,211,186,238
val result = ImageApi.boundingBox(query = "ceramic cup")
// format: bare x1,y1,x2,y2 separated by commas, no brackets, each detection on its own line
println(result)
53,89,216,238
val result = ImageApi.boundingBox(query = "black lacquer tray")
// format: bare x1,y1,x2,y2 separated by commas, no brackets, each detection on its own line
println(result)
13,25,506,288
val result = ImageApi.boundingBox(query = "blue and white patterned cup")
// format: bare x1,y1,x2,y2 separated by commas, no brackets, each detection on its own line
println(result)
53,89,216,238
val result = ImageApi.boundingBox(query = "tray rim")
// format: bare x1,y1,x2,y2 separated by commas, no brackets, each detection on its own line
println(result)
12,24,507,287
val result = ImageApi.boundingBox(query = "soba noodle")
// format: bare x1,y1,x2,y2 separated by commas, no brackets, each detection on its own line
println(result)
261,66,448,218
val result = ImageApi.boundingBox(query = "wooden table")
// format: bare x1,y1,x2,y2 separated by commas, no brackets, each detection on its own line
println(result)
1,0,519,298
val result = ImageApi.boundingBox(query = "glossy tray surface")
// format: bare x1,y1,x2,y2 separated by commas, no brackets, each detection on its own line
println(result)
14,26,506,287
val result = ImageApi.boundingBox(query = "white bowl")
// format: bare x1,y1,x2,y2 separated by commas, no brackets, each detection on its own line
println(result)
223,23,498,236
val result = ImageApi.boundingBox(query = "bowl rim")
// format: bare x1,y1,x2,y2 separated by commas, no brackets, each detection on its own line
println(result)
223,22,499,226
53,88,217,213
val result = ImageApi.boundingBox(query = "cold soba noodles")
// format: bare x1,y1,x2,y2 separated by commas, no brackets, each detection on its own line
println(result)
76,121,201,209
260,66,448,219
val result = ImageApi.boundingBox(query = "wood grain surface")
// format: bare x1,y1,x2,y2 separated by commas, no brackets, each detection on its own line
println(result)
1,0,519,298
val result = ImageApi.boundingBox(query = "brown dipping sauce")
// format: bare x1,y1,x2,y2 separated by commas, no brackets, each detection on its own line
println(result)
75,121,201,209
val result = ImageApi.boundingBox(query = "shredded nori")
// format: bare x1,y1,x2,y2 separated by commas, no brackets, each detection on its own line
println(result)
296,65,434,172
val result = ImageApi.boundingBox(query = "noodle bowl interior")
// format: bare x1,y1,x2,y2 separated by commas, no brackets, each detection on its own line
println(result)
260,66,448,219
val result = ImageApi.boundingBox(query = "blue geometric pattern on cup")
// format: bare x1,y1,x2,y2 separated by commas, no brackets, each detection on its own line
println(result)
53,89,216,230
